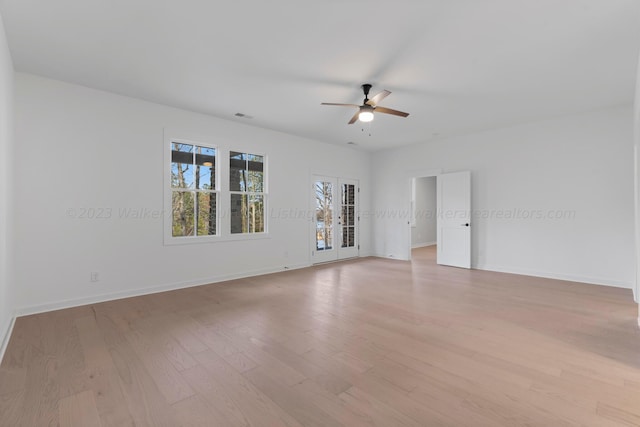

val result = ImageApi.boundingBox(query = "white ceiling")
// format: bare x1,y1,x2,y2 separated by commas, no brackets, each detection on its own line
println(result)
1,0,640,150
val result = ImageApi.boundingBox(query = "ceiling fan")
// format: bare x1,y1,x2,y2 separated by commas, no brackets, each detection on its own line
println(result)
321,84,410,124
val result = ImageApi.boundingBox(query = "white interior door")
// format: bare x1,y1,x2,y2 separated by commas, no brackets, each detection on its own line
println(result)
437,171,471,268
312,176,359,263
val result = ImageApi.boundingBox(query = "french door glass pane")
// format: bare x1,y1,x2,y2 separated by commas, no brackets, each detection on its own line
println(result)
341,184,355,248
315,181,333,251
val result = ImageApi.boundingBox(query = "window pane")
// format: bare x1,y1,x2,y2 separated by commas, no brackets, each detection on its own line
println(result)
229,151,266,234
342,226,355,248
315,181,333,250
172,191,194,237
342,184,355,205
230,193,247,234
230,151,245,161
195,146,216,190
325,226,333,250
230,151,247,191
196,192,217,236
315,182,332,225
171,143,194,188
248,194,264,233
316,228,326,251
248,155,264,173
248,170,263,192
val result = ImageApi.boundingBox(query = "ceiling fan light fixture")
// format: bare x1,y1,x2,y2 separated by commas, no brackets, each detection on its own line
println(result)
321,85,408,125
359,106,374,122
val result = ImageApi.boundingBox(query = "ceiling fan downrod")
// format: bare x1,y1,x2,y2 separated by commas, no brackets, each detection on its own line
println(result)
362,83,372,102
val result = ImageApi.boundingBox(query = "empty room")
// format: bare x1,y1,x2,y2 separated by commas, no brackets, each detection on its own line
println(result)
2,1,640,426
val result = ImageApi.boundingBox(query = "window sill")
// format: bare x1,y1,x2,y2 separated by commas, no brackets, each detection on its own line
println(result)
163,232,270,246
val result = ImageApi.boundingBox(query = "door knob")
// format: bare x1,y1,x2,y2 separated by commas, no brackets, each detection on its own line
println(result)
462,223,470,227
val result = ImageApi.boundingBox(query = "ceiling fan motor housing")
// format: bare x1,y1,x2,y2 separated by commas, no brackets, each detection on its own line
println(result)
362,83,372,99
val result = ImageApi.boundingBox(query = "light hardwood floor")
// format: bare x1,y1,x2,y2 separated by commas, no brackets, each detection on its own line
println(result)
1,246,640,426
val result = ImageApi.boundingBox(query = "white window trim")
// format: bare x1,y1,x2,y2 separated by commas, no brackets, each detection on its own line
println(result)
229,150,269,235
163,132,270,245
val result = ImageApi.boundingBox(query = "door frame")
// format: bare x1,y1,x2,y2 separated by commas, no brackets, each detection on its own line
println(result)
406,169,442,261
311,174,360,264
406,169,471,266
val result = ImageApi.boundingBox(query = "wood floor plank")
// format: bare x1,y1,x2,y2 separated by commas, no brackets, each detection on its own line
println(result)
0,379,25,426
124,328,195,404
92,306,181,427
338,386,428,427
243,366,342,427
170,394,233,427
180,364,252,427
242,331,353,395
132,319,199,372
193,350,304,427
58,390,102,427
75,315,136,426
1,246,639,426
598,402,640,426
212,324,308,386
182,318,259,373
17,315,62,426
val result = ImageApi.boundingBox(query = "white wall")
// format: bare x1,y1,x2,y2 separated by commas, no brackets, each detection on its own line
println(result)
411,177,437,247
373,107,635,288
13,73,371,314
0,12,14,355
634,49,640,310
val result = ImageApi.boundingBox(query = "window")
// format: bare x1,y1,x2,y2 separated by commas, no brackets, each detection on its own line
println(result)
229,151,266,234
171,142,218,237
165,138,268,243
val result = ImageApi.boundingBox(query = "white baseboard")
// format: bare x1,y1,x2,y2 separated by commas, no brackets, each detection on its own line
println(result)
364,256,632,290
474,262,633,290
411,241,436,249
370,252,408,261
15,262,312,317
0,315,16,365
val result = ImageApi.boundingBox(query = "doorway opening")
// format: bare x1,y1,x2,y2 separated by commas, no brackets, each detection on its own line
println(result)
407,171,471,268
411,176,437,250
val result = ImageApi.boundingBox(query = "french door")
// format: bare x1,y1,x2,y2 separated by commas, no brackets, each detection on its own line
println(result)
312,176,359,263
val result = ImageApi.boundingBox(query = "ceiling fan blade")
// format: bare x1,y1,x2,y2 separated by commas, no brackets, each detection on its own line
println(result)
375,106,410,117
366,90,391,106
348,111,360,124
321,103,360,107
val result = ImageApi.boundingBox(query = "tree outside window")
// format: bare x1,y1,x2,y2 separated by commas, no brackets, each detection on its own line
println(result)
171,142,217,237
230,151,266,234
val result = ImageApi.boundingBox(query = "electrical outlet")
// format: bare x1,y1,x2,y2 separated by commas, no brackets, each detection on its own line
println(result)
90,272,99,282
